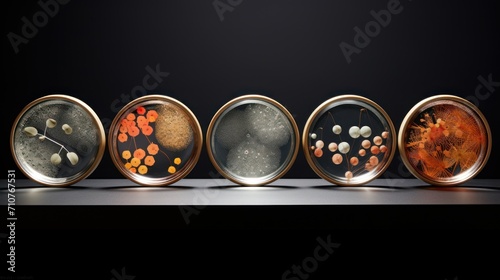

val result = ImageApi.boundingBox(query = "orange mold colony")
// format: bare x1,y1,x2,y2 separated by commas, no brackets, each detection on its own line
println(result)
118,106,182,175
405,104,486,179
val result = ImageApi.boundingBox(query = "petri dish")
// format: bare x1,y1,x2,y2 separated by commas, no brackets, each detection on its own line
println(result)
10,94,106,186
398,95,491,186
303,95,396,186
207,95,300,186
108,95,202,186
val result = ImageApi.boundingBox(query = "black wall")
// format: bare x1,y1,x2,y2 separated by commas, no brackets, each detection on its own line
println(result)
5,0,499,180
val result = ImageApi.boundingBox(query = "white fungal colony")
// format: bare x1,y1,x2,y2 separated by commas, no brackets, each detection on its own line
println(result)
360,126,372,138
332,125,342,134
349,126,360,138
338,142,350,154
215,103,292,178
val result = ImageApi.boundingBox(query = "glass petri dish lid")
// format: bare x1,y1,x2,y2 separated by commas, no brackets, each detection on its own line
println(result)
398,95,491,186
303,95,396,186
108,95,202,186
207,95,300,186
10,94,106,186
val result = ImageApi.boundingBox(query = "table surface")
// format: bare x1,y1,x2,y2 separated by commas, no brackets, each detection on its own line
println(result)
3,178,500,205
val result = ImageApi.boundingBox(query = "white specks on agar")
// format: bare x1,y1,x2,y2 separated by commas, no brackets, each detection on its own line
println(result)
227,137,281,177
216,103,292,178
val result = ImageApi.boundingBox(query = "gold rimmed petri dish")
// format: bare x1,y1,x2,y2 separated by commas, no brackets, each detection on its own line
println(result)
10,94,106,186
398,95,491,186
303,95,396,186
206,95,300,186
108,95,202,186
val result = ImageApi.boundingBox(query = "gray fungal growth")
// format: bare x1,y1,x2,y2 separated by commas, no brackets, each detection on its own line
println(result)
215,102,292,178
23,118,79,167
215,110,248,150
226,137,281,178
245,104,291,147
14,100,98,178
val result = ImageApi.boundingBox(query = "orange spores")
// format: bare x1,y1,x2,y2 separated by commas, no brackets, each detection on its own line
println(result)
126,113,135,121
122,150,131,160
147,110,158,122
130,157,141,167
118,133,128,143
405,104,484,179
136,106,146,115
134,148,146,160
147,143,159,155
138,165,148,174
128,126,140,137
136,116,148,128
119,125,128,133
144,155,155,166
174,157,182,165
141,125,153,136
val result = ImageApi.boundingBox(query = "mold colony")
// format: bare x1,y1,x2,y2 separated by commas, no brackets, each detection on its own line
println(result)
107,95,203,186
116,104,191,177
23,118,79,166
214,103,292,178
400,96,491,185
308,108,391,183
14,101,99,178
11,95,105,186
206,95,300,185
12,94,491,187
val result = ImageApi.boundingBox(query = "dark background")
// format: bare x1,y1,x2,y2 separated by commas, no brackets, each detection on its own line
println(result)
3,1,500,278
5,0,499,180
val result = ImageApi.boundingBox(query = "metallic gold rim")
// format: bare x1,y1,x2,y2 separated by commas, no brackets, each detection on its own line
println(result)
398,94,492,186
206,94,300,186
302,94,397,186
108,94,203,186
10,94,106,187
